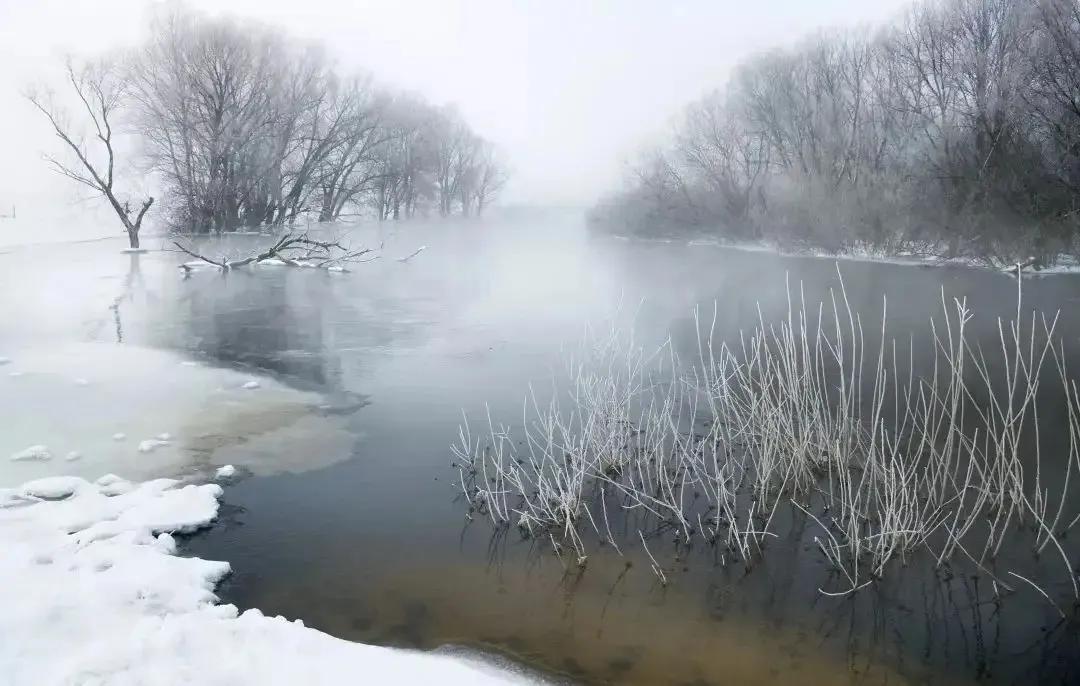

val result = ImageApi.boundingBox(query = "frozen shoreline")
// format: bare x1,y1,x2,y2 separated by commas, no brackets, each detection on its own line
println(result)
608,234,1080,276
0,473,534,685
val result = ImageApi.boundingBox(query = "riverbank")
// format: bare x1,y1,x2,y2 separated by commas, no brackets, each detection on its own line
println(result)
0,473,534,685
606,233,1080,276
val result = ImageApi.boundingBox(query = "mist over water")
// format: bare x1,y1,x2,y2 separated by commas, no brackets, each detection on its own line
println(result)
3,211,1078,683
5,0,1080,681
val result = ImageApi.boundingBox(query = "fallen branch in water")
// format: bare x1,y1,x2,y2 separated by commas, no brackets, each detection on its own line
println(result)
173,233,376,273
397,245,427,262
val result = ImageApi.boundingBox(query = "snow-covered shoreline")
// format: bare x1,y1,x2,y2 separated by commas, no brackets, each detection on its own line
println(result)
0,473,534,685
607,233,1080,276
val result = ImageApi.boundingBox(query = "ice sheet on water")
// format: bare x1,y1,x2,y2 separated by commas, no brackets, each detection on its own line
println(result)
0,342,360,488
0,475,530,685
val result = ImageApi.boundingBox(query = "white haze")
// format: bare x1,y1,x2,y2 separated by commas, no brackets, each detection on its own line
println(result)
0,0,911,241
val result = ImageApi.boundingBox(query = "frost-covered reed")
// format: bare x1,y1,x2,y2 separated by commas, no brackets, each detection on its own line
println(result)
451,267,1080,601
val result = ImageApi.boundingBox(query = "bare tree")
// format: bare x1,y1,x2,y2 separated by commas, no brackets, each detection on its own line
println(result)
27,58,153,248
470,142,509,216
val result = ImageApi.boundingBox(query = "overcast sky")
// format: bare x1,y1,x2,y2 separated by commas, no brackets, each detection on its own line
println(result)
0,0,912,236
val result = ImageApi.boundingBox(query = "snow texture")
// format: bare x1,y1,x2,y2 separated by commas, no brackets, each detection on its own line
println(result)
138,438,171,453
0,475,528,685
10,445,51,462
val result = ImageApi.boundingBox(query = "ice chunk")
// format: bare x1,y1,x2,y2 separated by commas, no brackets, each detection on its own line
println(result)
138,439,170,454
242,380,261,390
10,445,51,462
215,465,236,479
19,476,87,500
157,433,173,442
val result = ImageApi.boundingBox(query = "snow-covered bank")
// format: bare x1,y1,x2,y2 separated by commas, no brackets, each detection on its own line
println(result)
609,234,1080,276
0,474,534,685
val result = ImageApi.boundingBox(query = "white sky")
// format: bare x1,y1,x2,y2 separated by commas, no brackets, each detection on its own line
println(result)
0,0,912,237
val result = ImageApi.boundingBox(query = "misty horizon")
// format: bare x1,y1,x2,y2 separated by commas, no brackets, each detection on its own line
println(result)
1,0,913,236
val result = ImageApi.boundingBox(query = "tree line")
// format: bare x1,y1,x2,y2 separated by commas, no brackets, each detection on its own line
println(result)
29,8,508,244
590,0,1080,265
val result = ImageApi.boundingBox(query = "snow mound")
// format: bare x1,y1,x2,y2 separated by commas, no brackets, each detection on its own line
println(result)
19,476,86,500
10,445,51,462
138,438,171,453
0,475,527,685
215,464,236,479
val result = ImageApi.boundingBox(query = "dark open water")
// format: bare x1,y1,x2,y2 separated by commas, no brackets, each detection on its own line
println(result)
2,210,1079,684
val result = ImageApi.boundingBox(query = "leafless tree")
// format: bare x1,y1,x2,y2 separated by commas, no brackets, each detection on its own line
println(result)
27,58,154,248
469,142,510,216
594,0,1080,264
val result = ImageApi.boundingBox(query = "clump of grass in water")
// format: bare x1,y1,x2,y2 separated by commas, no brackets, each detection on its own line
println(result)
451,266,1080,611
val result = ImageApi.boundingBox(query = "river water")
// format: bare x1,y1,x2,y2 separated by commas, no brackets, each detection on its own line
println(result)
1,210,1078,684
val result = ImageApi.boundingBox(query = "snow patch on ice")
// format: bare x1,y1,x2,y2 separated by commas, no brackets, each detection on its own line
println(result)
0,476,528,685
138,438,171,453
242,380,261,390
112,432,127,441
19,476,86,500
10,445,51,462
215,464,236,479
64,451,82,462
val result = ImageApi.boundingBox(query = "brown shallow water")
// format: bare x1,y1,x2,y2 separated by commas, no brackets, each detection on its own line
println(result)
3,212,1079,684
